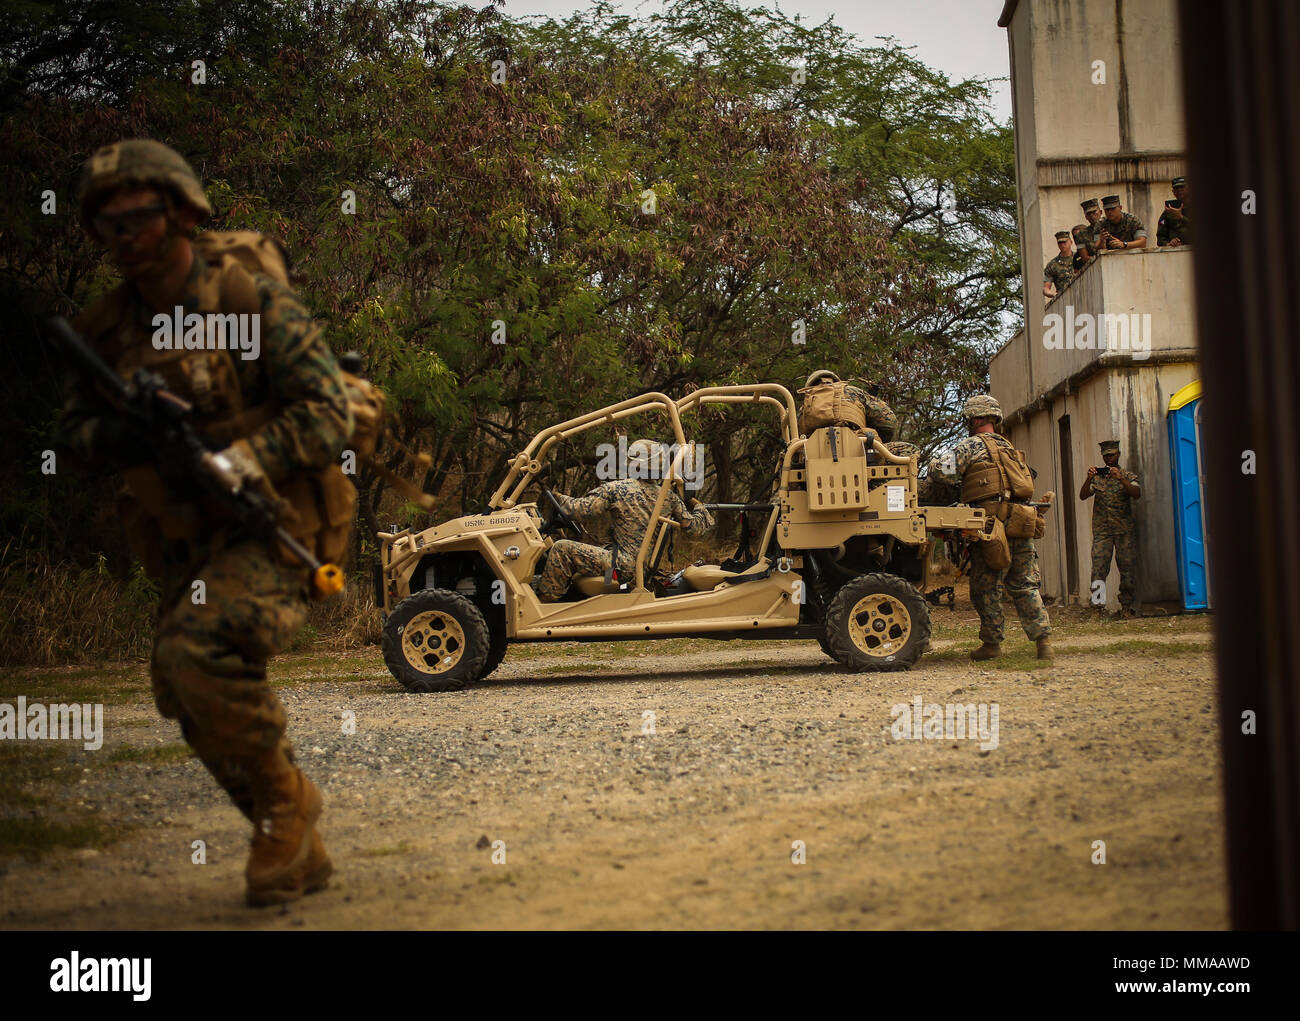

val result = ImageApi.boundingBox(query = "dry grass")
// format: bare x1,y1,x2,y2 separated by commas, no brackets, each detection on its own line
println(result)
0,549,157,667
305,577,383,652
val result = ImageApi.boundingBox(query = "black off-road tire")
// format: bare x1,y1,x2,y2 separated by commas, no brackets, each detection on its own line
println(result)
478,603,509,680
825,573,930,672
382,588,490,692
816,629,834,659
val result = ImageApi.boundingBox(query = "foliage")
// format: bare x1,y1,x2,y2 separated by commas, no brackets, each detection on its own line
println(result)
0,0,1018,597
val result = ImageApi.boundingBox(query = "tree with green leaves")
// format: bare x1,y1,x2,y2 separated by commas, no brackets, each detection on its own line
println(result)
1,0,1018,584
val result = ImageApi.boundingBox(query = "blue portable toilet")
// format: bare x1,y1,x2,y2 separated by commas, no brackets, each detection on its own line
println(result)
1167,381,1210,610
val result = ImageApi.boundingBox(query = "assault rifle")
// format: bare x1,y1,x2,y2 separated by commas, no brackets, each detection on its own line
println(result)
45,316,344,599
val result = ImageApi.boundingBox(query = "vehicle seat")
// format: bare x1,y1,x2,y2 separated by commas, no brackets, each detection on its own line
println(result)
681,557,771,592
573,575,610,597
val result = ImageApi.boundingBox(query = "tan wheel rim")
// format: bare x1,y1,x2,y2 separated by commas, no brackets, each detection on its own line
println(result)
847,593,912,657
400,610,467,674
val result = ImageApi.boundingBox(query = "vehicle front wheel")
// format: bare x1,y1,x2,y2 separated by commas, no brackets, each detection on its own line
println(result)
382,588,490,692
825,573,930,672
478,602,509,680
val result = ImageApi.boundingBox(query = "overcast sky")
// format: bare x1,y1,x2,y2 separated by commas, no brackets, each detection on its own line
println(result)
490,0,1013,122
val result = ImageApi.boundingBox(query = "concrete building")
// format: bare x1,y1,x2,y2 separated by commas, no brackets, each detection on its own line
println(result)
993,0,1199,608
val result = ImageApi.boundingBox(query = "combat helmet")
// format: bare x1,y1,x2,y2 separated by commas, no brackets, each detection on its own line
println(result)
78,139,212,234
961,394,1002,423
805,369,840,389
626,438,661,478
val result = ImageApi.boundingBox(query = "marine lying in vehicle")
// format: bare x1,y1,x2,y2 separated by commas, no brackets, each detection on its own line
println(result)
375,385,994,692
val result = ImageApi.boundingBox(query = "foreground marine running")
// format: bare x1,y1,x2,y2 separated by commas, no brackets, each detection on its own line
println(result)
54,139,355,905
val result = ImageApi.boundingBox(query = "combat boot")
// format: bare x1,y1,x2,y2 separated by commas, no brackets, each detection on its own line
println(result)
969,642,1001,661
301,829,333,895
1036,638,1054,662
245,758,326,907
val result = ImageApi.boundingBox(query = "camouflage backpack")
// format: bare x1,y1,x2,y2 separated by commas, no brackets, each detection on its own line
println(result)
797,380,868,435
193,230,433,510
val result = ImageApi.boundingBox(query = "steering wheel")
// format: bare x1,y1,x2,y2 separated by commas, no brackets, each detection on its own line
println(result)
537,481,583,538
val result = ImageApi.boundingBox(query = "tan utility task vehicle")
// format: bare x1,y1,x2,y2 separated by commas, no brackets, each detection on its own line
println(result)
376,385,990,691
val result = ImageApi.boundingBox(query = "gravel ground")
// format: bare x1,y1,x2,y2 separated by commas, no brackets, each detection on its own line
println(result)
0,608,1225,929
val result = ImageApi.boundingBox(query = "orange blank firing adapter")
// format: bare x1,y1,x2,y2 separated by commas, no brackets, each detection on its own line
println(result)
313,563,345,599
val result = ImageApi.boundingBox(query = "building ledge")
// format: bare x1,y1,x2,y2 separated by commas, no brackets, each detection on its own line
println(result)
1001,347,1200,429
1045,244,1192,311
1037,153,1187,187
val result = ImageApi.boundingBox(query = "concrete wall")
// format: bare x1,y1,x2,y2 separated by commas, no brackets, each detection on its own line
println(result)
991,248,1198,606
1003,361,1197,608
993,247,1198,412
1004,0,1186,341
995,0,1199,608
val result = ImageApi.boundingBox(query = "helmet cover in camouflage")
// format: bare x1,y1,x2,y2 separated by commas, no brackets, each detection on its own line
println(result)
626,438,660,475
805,369,840,389
79,139,212,232
961,394,1002,422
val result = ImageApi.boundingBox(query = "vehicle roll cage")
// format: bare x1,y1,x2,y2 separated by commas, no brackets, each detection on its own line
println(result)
488,384,913,593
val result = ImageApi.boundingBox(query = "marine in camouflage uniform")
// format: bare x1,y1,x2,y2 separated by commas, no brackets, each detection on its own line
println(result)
802,369,920,459
1156,176,1191,247
930,394,1052,661
1043,230,1075,298
535,439,714,600
1081,198,1105,249
1082,439,1141,614
54,139,352,906
1097,195,1148,251
1071,223,1096,272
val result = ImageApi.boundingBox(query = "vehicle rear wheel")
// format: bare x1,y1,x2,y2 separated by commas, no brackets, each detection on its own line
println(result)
825,573,930,672
382,588,490,692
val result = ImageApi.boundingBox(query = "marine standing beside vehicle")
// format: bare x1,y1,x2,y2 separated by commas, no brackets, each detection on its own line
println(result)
930,395,1053,662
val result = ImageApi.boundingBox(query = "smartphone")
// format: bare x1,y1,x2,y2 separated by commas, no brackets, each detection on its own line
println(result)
1166,200,1182,209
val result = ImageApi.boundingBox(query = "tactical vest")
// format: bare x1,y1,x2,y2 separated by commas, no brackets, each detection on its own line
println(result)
960,434,1037,537
797,381,868,435
72,232,356,574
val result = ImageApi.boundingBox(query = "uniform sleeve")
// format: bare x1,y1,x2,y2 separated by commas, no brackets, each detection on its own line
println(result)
242,277,353,483
862,393,898,442
1127,469,1141,489
1156,214,1170,247
557,482,613,519
953,438,986,479
668,491,714,536
1131,216,1148,240
929,442,968,486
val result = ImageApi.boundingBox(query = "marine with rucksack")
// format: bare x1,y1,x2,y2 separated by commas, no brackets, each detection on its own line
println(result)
929,394,1054,662
796,369,921,458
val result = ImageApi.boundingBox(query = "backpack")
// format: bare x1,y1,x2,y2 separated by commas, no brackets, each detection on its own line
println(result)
193,231,433,511
960,434,1035,505
797,381,868,435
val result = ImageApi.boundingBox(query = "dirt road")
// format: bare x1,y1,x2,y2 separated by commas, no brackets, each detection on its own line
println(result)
0,610,1225,929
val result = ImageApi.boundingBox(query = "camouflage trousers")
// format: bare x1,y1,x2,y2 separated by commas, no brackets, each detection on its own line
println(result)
535,539,619,601
151,536,311,822
1091,530,1138,610
968,536,1051,644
